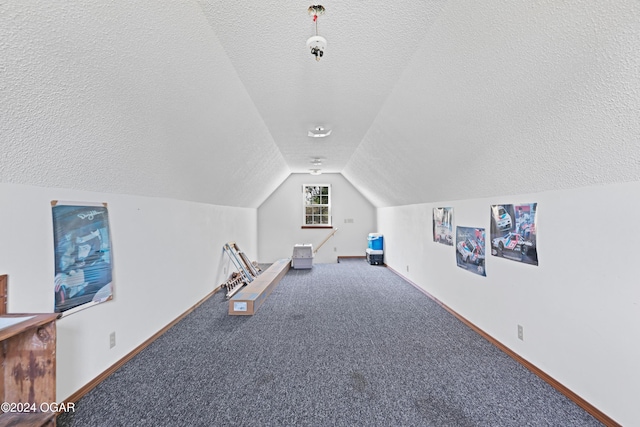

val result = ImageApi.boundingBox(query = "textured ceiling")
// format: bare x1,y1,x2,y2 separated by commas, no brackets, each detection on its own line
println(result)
344,0,640,207
0,2,290,208
197,0,448,175
2,1,639,209
197,0,640,207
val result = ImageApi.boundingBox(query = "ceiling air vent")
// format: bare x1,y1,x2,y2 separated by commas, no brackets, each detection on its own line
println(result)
308,127,331,138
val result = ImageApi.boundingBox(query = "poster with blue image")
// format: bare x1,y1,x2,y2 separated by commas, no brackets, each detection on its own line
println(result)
52,202,113,315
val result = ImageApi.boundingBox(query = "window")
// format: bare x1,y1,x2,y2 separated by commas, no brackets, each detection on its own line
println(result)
302,184,331,227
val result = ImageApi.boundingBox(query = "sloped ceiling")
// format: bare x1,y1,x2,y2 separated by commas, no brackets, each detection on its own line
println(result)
197,1,447,179
2,2,639,208
343,0,640,207
196,0,640,208
1,2,289,208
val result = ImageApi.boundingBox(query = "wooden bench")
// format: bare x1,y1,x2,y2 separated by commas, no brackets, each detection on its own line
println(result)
228,258,290,315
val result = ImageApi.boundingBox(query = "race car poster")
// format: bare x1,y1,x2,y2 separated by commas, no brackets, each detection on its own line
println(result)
456,226,486,276
52,201,113,315
489,203,538,266
432,207,453,246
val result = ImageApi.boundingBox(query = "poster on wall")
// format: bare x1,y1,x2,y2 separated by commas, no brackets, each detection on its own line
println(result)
432,207,454,246
52,201,113,315
456,226,486,276
489,203,538,266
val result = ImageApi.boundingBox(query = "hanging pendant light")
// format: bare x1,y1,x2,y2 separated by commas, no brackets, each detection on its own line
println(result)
307,5,326,62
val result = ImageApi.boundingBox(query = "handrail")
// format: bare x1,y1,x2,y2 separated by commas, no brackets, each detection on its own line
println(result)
314,228,338,254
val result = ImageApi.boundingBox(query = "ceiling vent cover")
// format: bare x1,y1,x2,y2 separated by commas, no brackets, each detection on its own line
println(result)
308,127,332,138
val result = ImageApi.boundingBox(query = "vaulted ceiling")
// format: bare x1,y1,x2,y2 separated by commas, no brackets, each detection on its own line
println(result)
197,1,448,176
196,0,640,207
2,2,638,209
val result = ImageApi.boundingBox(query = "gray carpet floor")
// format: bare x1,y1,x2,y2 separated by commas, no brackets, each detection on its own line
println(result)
57,259,602,426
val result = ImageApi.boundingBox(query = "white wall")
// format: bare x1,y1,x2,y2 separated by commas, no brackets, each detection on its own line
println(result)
0,183,256,401
0,1,269,401
258,173,376,264
378,181,640,426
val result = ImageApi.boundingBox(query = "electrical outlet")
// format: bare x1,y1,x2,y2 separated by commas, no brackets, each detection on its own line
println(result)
334,247,337,252
406,265,409,272
110,332,116,348
517,325,524,341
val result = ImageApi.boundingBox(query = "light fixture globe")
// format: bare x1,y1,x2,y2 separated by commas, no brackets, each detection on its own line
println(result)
306,36,327,61
306,35,327,50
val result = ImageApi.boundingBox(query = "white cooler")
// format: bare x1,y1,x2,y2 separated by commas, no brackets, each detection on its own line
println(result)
292,244,314,269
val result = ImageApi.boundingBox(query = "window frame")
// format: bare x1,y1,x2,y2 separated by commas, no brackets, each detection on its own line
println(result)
302,184,332,228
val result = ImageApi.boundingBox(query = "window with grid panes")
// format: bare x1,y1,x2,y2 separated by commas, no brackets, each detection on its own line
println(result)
302,185,331,226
